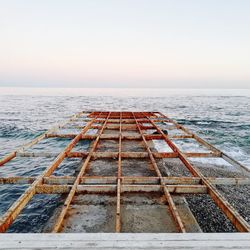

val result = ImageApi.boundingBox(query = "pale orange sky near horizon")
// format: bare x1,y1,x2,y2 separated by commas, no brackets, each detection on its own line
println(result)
0,0,250,88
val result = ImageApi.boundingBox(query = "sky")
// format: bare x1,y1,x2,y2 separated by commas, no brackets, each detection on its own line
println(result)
0,0,250,88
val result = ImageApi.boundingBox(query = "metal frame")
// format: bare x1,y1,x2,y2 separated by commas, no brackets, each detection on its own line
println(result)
0,111,249,233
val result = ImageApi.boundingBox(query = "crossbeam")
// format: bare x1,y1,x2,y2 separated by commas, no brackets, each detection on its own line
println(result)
0,176,249,186
0,110,249,234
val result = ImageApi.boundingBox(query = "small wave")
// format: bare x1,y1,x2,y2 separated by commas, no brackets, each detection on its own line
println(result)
0,124,38,139
153,137,250,170
196,121,211,125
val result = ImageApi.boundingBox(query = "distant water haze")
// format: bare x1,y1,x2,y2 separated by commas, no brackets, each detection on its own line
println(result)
0,88,250,97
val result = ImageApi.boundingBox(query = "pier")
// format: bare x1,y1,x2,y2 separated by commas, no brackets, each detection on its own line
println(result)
0,111,249,248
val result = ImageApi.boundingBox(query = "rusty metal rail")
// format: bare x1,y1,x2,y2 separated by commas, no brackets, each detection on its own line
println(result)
0,111,249,233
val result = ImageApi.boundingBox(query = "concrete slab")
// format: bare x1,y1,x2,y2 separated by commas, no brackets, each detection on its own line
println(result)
1,233,250,249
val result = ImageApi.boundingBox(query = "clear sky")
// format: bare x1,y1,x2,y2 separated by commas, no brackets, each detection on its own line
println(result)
0,0,250,88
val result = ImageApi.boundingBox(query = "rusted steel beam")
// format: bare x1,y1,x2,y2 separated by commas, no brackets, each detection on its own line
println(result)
43,121,96,178
93,118,170,124
208,177,250,185
122,176,201,185
15,151,177,159
89,112,156,119
116,113,122,233
2,176,249,186
82,176,117,184
46,134,78,139
0,177,35,184
66,151,178,159
36,184,70,194
44,176,117,185
0,152,16,166
146,113,250,232
0,187,36,232
35,184,207,194
52,112,111,233
91,124,155,130
43,176,77,185
116,179,121,232
0,114,95,233
0,112,85,167
204,179,250,232
132,112,186,233
184,152,221,158
123,184,207,194
46,133,193,141
17,152,59,157
221,153,250,173
1,110,249,234
158,111,250,173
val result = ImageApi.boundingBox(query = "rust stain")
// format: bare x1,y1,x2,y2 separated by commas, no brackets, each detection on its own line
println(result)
0,111,249,233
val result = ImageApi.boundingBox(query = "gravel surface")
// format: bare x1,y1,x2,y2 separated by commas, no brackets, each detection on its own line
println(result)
216,184,250,223
160,158,192,177
185,194,237,232
189,160,249,178
163,158,250,232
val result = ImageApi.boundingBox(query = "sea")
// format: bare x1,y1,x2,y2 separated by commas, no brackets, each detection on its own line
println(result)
0,87,249,232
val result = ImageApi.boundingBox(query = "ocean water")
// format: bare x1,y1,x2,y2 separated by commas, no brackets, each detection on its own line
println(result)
0,88,249,232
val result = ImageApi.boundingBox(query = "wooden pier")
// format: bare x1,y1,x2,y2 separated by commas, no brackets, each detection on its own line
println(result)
0,111,249,247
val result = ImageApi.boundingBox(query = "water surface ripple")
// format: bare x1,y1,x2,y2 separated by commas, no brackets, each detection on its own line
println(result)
0,94,249,232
